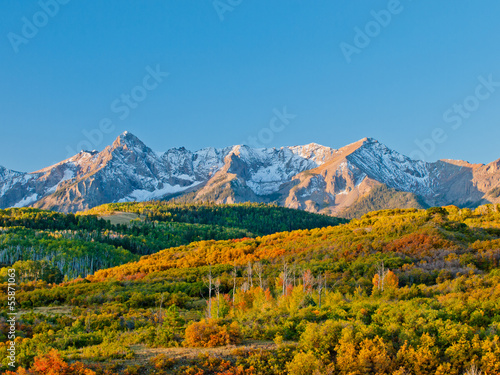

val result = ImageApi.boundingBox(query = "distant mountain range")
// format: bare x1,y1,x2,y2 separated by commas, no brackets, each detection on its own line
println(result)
1,131,499,217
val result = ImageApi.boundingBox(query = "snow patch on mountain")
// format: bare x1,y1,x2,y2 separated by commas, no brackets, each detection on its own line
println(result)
288,143,335,164
13,193,38,208
118,181,203,202
46,169,76,194
231,146,323,196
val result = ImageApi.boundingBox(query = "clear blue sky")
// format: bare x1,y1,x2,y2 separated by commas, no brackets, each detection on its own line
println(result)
2,1,500,172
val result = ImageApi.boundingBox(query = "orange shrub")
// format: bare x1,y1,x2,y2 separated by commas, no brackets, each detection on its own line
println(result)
386,233,453,256
184,319,241,347
6,349,97,375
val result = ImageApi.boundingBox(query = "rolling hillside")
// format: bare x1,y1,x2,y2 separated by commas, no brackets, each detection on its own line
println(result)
0,203,345,279
2,204,500,374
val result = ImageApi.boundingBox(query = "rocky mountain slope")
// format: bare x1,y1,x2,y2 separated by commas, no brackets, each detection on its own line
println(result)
1,132,499,216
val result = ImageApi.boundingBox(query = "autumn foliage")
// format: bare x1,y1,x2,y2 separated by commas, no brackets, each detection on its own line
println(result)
2,204,500,374
6,349,96,375
184,319,241,347
372,269,399,294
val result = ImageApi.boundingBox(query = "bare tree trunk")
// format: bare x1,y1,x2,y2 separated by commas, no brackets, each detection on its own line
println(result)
377,261,387,291
246,261,253,288
205,265,213,319
254,262,263,289
317,274,325,308
215,278,221,319
232,265,238,305
282,259,289,297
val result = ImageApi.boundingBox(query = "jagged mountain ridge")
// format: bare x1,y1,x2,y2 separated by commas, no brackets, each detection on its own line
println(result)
1,132,499,216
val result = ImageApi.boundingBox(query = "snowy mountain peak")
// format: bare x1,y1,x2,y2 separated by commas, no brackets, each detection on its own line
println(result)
113,131,146,148
341,137,379,151
108,131,154,159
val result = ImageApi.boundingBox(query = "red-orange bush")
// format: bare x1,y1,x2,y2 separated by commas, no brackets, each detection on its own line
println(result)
386,233,453,256
184,319,241,347
6,349,97,375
